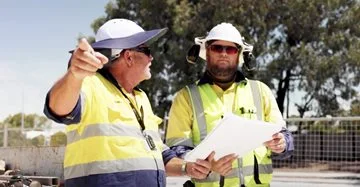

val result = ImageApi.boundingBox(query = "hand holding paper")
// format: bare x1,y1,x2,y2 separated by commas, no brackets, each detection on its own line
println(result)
264,132,286,153
185,154,213,179
208,153,238,176
184,113,283,162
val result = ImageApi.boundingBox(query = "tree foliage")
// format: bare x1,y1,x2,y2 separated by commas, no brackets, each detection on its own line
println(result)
31,135,45,146
0,113,51,129
50,131,67,146
350,96,360,115
0,131,32,147
0,113,52,147
90,0,360,118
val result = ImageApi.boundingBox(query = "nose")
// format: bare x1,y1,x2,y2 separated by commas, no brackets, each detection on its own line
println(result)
149,54,154,61
220,48,228,56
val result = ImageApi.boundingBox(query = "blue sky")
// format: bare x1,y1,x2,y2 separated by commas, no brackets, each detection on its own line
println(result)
0,1,356,122
0,0,110,121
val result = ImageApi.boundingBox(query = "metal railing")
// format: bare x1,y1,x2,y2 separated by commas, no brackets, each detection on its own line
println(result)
273,116,360,174
0,124,65,148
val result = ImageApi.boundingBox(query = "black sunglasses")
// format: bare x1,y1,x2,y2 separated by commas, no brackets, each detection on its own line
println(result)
131,46,151,57
208,44,240,55
109,47,152,62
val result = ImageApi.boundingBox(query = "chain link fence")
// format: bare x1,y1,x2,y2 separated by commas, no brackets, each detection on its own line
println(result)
274,116,360,174
0,116,359,185
0,124,66,148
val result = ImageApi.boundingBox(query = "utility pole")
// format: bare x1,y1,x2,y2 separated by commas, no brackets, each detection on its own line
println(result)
3,123,8,147
21,87,24,133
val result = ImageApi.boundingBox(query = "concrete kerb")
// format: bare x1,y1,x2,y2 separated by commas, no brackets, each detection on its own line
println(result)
273,171,360,185
167,172,360,186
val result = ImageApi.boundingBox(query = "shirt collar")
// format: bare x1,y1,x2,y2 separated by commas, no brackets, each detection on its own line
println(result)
98,68,141,91
197,70,247,85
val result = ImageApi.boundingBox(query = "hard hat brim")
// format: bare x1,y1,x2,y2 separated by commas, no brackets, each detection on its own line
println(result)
91,28,168,49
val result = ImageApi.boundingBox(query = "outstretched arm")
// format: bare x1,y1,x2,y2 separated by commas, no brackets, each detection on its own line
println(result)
48,39,107,116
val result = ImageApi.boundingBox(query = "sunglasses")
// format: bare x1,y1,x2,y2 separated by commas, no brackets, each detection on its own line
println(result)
208,44,240,55
110,47,152,62
131,46,151,57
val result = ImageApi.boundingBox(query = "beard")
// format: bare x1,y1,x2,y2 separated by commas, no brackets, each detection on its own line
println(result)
206,58,238,83
209,64,237,76
207,65,237,83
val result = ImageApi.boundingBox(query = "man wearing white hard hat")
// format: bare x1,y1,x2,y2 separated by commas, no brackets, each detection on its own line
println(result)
43,19,212,187
166,23,294,187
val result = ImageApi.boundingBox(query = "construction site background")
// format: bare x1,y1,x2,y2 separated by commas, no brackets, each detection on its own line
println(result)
0,116,359,186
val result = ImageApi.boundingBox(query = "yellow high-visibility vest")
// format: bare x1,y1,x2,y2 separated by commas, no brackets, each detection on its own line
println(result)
188,80,273,187
63,73,166,183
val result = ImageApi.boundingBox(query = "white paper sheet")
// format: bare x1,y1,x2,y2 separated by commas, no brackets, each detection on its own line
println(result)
184,113,283,162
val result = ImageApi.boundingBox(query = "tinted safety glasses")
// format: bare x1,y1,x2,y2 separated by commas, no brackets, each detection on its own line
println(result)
208,44,240,55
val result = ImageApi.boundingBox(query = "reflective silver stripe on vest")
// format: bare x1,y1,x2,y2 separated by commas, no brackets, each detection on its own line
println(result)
193,163,272,183
186,84,207,141
166,137,195,148
258,163,273,174
80,92,86,115
238,158,245,186
249,80,262,120
64,157,164,180
187,81,265,186
67,123,161,145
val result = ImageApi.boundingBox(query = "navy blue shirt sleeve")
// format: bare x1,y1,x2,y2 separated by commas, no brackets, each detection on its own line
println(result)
162,146,193,165
272,128,294,159
43,91,82,125
162,149,177,165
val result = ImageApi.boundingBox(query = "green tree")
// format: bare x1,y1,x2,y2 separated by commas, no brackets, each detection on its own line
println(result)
50,131,67,146
0,113,51,129
89,0,360,118
4,131,32,147
0,113,52,147
31,135,45,146
350,97,360,115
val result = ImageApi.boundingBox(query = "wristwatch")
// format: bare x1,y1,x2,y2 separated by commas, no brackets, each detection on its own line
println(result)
181,160,187,176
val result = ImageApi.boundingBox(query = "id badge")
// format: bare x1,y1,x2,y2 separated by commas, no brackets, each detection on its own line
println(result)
144,133,156,151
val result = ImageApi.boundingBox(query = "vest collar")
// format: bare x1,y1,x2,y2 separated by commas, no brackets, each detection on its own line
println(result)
197,71,247,85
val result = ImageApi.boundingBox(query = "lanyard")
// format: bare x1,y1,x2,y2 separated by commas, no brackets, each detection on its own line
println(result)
97,70,156,150
98,68,145,130
118,88,156,150
118,88,146,131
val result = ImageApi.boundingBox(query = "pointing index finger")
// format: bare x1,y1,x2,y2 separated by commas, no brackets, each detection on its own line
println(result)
78,38,95,55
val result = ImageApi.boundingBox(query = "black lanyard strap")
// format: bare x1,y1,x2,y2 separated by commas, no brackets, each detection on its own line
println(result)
97,70,156,150
118,88,157,150
118,88,145,131
97,69,146,131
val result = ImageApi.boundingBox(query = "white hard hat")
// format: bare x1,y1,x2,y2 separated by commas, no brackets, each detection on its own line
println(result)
195,23,246,66
95,19,145,43
92,19,167,57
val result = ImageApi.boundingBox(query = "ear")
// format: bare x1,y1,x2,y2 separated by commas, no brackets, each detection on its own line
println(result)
123,50,133,67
